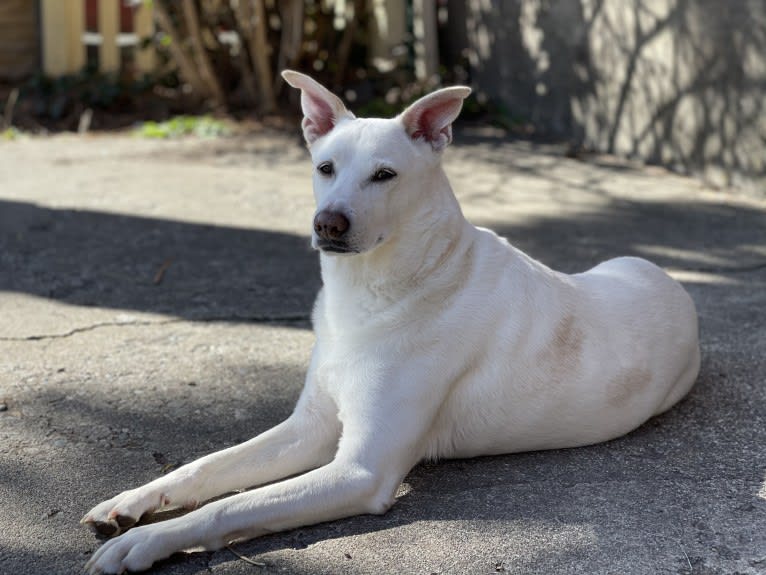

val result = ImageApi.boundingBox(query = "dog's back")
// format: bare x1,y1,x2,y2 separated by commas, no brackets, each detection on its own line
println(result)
417,230,700,460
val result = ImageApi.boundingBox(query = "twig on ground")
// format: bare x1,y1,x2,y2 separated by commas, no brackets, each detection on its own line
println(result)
153,259,173,285
226,544,266,567
679,542,692,571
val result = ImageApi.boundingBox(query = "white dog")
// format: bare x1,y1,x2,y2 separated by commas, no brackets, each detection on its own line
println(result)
83,71,700,573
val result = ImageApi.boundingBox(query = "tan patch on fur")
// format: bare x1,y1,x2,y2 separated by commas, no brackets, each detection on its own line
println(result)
608,366,652,408
539,314,585,381
553,315,584,365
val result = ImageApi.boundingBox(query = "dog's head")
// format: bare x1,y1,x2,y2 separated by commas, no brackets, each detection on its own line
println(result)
282,70,470,256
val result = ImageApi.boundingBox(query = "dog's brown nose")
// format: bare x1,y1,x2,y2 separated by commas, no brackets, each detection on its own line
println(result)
314,210,350,240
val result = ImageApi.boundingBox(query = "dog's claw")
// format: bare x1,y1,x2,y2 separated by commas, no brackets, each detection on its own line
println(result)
81,510,129,538
92,520,120,538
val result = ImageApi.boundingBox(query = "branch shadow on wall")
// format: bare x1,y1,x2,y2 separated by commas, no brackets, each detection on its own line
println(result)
463,0,766,186
583,0,766,187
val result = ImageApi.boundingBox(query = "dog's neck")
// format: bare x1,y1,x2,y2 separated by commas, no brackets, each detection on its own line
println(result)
319,166,472,312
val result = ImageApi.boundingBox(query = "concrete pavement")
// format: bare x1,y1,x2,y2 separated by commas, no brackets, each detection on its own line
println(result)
1,129,764,574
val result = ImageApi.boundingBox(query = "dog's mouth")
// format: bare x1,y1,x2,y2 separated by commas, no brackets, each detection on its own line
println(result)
316,240,359,255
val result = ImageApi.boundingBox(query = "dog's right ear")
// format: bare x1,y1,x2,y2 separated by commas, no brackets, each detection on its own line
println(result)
281,70,354,145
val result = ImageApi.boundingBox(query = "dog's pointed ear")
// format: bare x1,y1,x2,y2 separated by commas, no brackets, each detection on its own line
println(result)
281,70,355,145
399,86,472,151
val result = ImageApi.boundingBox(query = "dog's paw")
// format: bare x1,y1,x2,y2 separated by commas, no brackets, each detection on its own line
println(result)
81,488,170,538
84,523,173,574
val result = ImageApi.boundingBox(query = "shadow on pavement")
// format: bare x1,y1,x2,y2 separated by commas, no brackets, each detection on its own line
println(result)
6,350,756,575
0,199,320,323
2,175,765,325
487,197,766,275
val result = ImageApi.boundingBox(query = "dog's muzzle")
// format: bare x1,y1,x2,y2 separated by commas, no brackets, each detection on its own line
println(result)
314,210,356,253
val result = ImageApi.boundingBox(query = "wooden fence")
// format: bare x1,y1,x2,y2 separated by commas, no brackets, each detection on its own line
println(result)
41,0,155,77
0,0,38,80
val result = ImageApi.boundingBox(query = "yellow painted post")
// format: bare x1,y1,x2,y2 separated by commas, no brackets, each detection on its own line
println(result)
68,0,86,72
41,0,85,76
133,1,156,74
98,0,120,74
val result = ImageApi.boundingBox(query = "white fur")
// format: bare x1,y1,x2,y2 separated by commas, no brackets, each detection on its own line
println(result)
84,71,700,574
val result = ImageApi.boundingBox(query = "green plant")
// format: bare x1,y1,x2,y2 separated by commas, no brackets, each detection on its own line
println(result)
134,115,230,138
2,127,22,140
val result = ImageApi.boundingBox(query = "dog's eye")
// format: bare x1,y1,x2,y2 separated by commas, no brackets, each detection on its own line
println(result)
317,162,334,176
371,168,397,182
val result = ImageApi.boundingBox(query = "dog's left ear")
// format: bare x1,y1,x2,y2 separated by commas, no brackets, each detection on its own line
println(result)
399,86,472,151
282,70,355,145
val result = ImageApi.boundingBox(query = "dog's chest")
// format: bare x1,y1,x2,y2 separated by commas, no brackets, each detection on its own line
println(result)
313,306,435,412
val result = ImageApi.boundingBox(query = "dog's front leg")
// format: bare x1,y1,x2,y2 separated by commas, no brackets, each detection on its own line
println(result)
85,456,395,574
82,357,340,537
85,363,441,574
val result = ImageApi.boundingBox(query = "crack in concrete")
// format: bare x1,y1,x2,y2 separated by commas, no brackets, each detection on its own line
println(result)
0,314,312,342
0,319,178,342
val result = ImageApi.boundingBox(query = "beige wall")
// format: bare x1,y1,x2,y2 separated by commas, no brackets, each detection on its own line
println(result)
465,0,766,189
